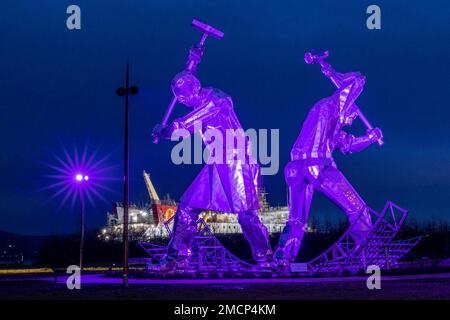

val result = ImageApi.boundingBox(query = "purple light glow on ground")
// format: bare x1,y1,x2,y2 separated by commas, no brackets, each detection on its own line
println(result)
1,272,450,299
1,273,449,285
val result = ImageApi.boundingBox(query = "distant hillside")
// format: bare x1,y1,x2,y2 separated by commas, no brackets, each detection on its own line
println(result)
0,230,18,238
0,230,49,264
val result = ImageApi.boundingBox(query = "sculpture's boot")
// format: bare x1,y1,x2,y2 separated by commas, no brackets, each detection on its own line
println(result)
274,257,291,274
148,257,177,273
147,255,191,273
256,254,275,272
273,219,306,272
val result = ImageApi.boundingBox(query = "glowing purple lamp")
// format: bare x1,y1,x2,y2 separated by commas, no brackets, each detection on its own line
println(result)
75,173,89,182
42,145,117,271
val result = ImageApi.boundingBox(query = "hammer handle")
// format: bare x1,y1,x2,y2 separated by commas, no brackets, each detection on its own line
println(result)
153,96,177,144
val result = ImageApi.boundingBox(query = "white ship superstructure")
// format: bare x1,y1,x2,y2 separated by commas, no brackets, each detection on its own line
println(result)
99,171,313,241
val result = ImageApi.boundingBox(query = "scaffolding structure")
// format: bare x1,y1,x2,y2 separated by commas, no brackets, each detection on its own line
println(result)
139,216,254,274
307,201,422,273
138,201,421,275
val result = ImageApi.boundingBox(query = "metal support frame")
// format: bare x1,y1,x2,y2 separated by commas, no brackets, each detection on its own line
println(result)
139,216,254,274
138,201,421,276
307,201,422,273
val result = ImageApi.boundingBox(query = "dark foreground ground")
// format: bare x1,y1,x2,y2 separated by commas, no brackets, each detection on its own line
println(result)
1,273,450,300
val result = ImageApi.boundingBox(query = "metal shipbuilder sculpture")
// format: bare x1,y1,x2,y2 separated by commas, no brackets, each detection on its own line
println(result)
152,20,272,272
274,50,384,268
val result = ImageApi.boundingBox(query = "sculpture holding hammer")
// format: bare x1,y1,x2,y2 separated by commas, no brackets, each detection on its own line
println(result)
151,19,273,272
152,19,224,144
274,50,384,270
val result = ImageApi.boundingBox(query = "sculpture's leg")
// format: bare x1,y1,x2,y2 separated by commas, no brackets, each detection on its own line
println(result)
167,204,202,261
313,165,373,243
237,210,273,265
149,204,201,272
274,161,314,263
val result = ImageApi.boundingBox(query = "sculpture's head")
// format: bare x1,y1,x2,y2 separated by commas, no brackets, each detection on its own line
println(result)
338,73,365,126
171,71,202,108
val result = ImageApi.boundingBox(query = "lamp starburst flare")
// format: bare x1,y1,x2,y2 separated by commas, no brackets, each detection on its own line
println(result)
41,145,118,209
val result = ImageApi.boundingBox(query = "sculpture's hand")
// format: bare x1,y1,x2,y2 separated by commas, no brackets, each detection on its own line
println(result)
152,123,171,142
188,46,204,65
320,63,333,78
367,127,383,144
185,46,205,73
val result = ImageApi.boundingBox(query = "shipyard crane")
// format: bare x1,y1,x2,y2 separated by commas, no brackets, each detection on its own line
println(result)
143,170,160,204
143,170,177,223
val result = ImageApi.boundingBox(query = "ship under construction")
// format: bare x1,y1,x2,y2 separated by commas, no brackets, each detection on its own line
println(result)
98,171,305,241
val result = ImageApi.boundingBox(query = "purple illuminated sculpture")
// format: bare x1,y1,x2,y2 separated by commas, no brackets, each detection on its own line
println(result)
274,50,384,267
151,20,272,272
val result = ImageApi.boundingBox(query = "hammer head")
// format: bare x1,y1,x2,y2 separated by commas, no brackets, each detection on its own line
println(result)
192,19,224,40
304,49,329,64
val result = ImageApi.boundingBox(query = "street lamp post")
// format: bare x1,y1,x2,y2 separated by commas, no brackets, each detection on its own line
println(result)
75,173,89,270
80,197,85,270
116,61,138,287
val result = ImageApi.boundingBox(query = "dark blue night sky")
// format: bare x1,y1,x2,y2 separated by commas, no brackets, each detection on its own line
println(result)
1,1,449,235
